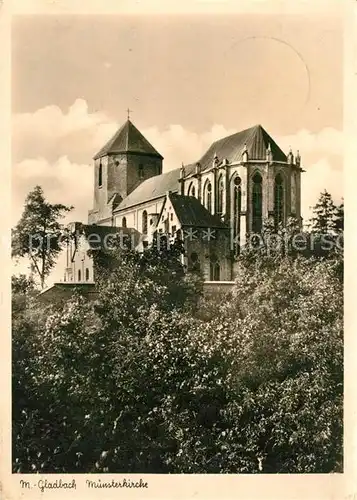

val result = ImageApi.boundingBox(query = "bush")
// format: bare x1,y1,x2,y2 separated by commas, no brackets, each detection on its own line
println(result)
12,252,343,473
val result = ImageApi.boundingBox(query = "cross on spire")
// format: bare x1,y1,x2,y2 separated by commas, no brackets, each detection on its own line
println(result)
126,108,132,120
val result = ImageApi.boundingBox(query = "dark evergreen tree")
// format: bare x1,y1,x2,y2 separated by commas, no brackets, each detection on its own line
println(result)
309,190,338,234
334,200,344,233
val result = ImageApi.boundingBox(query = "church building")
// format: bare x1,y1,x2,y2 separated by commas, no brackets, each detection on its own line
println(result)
63,118,303,287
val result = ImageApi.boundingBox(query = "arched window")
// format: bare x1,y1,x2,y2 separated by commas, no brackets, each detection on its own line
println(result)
78,269,81,281
232,176,242,246
122,216,127,228
252,172,263,233
85,268,90,281
274,173,284,229
188,182,196,197
204,181,212,213
142,210,148,235
209,254,220,281
217,175,224,215
190,251,200,272
98,163,103,187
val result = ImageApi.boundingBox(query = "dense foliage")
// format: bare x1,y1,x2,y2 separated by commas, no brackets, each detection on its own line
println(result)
12,243,343,473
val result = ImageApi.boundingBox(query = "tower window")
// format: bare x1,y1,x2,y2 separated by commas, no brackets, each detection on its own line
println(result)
252,172,263,233
217,175,224,215
142,210,148,235
98,163,103,187
122,216,127,228
139,164,144,179
274,173,284,229
78,269,81,281
85,268,90,281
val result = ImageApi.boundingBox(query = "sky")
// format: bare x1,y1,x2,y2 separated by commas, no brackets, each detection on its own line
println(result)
11,9,344,282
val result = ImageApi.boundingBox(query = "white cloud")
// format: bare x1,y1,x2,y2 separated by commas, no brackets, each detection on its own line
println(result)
14,98,107,139
12,155,92,226
277,127,344,157
301,157,343,221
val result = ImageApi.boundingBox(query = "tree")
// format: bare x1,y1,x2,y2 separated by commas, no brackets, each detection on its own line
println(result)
12,186,73,288
309,190,338,234
12,274,37,295
89,231,203,315
12,250,342,473
12,236,204,473
334,200,344,233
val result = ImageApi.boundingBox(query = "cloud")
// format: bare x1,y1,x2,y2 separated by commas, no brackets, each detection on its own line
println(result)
13,99,112,164
12,155,92,226
301,157,343,221
277,127,344,157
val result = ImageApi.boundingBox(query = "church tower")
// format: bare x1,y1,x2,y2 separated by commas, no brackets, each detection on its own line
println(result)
88,118,163,224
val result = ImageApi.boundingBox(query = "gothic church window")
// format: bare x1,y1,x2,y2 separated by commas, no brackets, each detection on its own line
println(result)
252,172,263,233
98,163,103,187
188,182,196,197
217,175,224,215
85,268,90,281
190,252,200,272
233,176,242,248
122,216,127,228
209,254,220,281
274,173,284,229
142,210,148,235
204,181,212,213
78,269,81,281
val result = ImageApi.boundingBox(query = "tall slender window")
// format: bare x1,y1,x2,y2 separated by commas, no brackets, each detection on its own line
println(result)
252,172,263,233
204,181,212,213
142,210,148,235
188,182,196,197
98,163,103,187
217,175,224,215
78,269,81,281
122,216,127,228
85,268,90,281
139,164,144,179
274,173,284,229
209,254,220,281
233,176,242,245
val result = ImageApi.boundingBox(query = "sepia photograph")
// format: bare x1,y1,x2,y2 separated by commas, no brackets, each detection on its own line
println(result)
10,1,344,481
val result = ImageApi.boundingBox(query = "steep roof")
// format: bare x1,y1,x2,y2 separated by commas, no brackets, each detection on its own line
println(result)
115,168,180,211
94,119,163,160
115,164,196,212
197,124,287,171
169,193,227,229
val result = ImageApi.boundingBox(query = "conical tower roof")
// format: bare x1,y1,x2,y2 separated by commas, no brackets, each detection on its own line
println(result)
93,119,163,160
